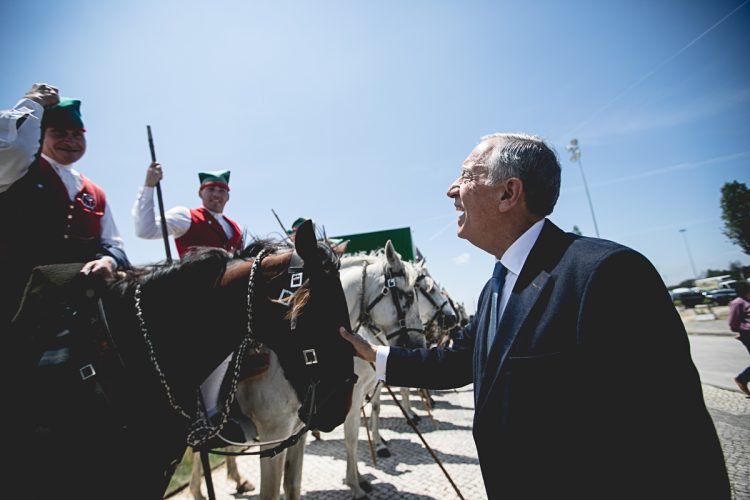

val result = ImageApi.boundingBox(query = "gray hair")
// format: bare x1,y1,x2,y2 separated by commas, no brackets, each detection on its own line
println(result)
480,133,561,217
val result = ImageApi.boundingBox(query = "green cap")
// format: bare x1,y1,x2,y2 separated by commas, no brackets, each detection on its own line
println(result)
198,170,231,191
42,98,85,130
287,217,306,234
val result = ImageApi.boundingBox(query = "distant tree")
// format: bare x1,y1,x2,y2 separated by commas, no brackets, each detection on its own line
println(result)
720,181,750,255
675,278,695,289
729,261,748,280
701,263,749,281
571,225,583,236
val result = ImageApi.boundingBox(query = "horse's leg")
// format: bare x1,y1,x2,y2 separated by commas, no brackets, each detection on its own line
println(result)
240,350,301,500
400,386,422,423
282,432,307,500
370,388,391,458
259,448,286,500
343,358,376,498
189,453,207,500
344,390,371,498
226,452,255,493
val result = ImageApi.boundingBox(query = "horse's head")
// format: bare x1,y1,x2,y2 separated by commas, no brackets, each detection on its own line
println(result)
341,241,425,349
285,220,357,431
223,220,356,433
410,259,458,345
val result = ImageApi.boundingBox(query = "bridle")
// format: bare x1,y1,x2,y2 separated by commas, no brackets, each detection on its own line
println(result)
354,261,423,346
134,248,272,449
133,247,353,457
414,272,455,336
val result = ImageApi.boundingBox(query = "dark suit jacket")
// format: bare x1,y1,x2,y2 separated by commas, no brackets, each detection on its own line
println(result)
386,220,729,499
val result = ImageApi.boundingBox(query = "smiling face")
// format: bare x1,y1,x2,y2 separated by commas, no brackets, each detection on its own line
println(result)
446,139,506,254
41,128,86,165
199,185,230,213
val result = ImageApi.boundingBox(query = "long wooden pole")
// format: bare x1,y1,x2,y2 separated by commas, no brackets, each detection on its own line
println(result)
146,125,172,264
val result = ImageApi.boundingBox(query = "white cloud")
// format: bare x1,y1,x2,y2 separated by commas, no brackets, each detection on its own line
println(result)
453,252,471,266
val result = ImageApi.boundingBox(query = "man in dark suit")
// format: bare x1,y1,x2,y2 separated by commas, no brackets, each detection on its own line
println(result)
341,133,729,499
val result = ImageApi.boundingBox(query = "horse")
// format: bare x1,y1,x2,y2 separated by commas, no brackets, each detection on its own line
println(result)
368,258,458,459
6,220,356,500
189,241,359,500
337,242,426,499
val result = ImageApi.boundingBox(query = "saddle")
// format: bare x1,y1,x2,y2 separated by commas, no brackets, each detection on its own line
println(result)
10,263,127,432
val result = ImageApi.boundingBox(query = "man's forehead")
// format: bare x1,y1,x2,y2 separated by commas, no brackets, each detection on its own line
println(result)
464,138,501,165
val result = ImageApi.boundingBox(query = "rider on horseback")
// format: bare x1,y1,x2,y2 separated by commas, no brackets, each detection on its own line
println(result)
133,163,254,445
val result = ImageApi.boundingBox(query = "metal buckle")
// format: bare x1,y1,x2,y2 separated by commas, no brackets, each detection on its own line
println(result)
278,289,293,305
386,278,396,288
398,319,406,328
80,364,96,380
290,272,304,288
303,349,318,365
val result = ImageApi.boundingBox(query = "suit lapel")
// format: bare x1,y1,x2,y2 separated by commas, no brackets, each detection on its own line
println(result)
477,271,551,407
476,220,568,410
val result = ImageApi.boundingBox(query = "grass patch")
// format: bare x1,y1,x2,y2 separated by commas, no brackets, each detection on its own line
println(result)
164,448,226,497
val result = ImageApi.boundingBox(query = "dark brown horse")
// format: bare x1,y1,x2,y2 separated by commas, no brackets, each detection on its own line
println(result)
6,220,355,500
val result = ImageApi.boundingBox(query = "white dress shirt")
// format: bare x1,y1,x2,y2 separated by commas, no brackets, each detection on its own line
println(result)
0,99,43,193
132,186,234,240
374,219,546,380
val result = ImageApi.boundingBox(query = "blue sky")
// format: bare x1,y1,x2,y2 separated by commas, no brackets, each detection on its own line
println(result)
3,0,749,312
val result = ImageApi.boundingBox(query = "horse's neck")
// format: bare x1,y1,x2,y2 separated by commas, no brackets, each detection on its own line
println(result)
339,256,385,326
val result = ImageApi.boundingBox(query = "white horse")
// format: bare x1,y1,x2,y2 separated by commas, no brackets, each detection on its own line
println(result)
368,259,458,458
189,349,305,500
339,242,425,499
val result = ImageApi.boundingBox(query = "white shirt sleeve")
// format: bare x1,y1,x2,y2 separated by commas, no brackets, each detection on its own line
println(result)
132,186,191,239
100,200,125,250
0,99,43,193
375,345,390,381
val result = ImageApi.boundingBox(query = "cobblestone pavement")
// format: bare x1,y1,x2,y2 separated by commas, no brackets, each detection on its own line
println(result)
170,383,749,500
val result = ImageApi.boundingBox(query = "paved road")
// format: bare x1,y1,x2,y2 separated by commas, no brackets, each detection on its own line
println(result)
689,335,748,391
171,381,750,499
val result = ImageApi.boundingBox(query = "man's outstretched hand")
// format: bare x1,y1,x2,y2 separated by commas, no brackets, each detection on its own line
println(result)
339,326,377,363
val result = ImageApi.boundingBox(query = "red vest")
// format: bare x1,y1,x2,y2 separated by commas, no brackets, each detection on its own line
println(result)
174,207,243,257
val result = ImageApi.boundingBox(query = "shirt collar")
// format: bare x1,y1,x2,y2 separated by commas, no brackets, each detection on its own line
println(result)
41,153,74,170
499,218,545,277
206,209,224,218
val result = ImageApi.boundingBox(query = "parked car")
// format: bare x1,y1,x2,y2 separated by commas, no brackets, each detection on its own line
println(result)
702,288,737,306
670,288,706,308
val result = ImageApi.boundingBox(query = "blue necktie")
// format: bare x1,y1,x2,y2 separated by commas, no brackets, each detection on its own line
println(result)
486,261,507,355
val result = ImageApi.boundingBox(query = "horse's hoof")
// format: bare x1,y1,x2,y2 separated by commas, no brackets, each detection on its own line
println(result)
359,479,374,493
236,480,255,493
376,447,391,458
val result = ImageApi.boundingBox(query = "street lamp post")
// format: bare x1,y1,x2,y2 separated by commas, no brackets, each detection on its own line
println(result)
678,228,698,280
565,138,600,238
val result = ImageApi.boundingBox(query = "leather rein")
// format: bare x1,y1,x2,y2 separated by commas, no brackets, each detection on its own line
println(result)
133,248,325,459
354,261,423,346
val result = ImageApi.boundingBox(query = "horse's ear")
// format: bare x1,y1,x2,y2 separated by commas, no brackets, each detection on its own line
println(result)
385,240,404,273
294,219,317,262
332,240,349,256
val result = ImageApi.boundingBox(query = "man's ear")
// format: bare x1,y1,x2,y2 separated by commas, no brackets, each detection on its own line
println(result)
498,178,524,212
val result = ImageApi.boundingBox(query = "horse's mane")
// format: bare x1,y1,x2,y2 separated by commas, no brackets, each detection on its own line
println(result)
340,250,418,287
116,239,290,294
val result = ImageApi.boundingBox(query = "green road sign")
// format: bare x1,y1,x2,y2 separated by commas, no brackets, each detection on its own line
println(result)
332,227,415,261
